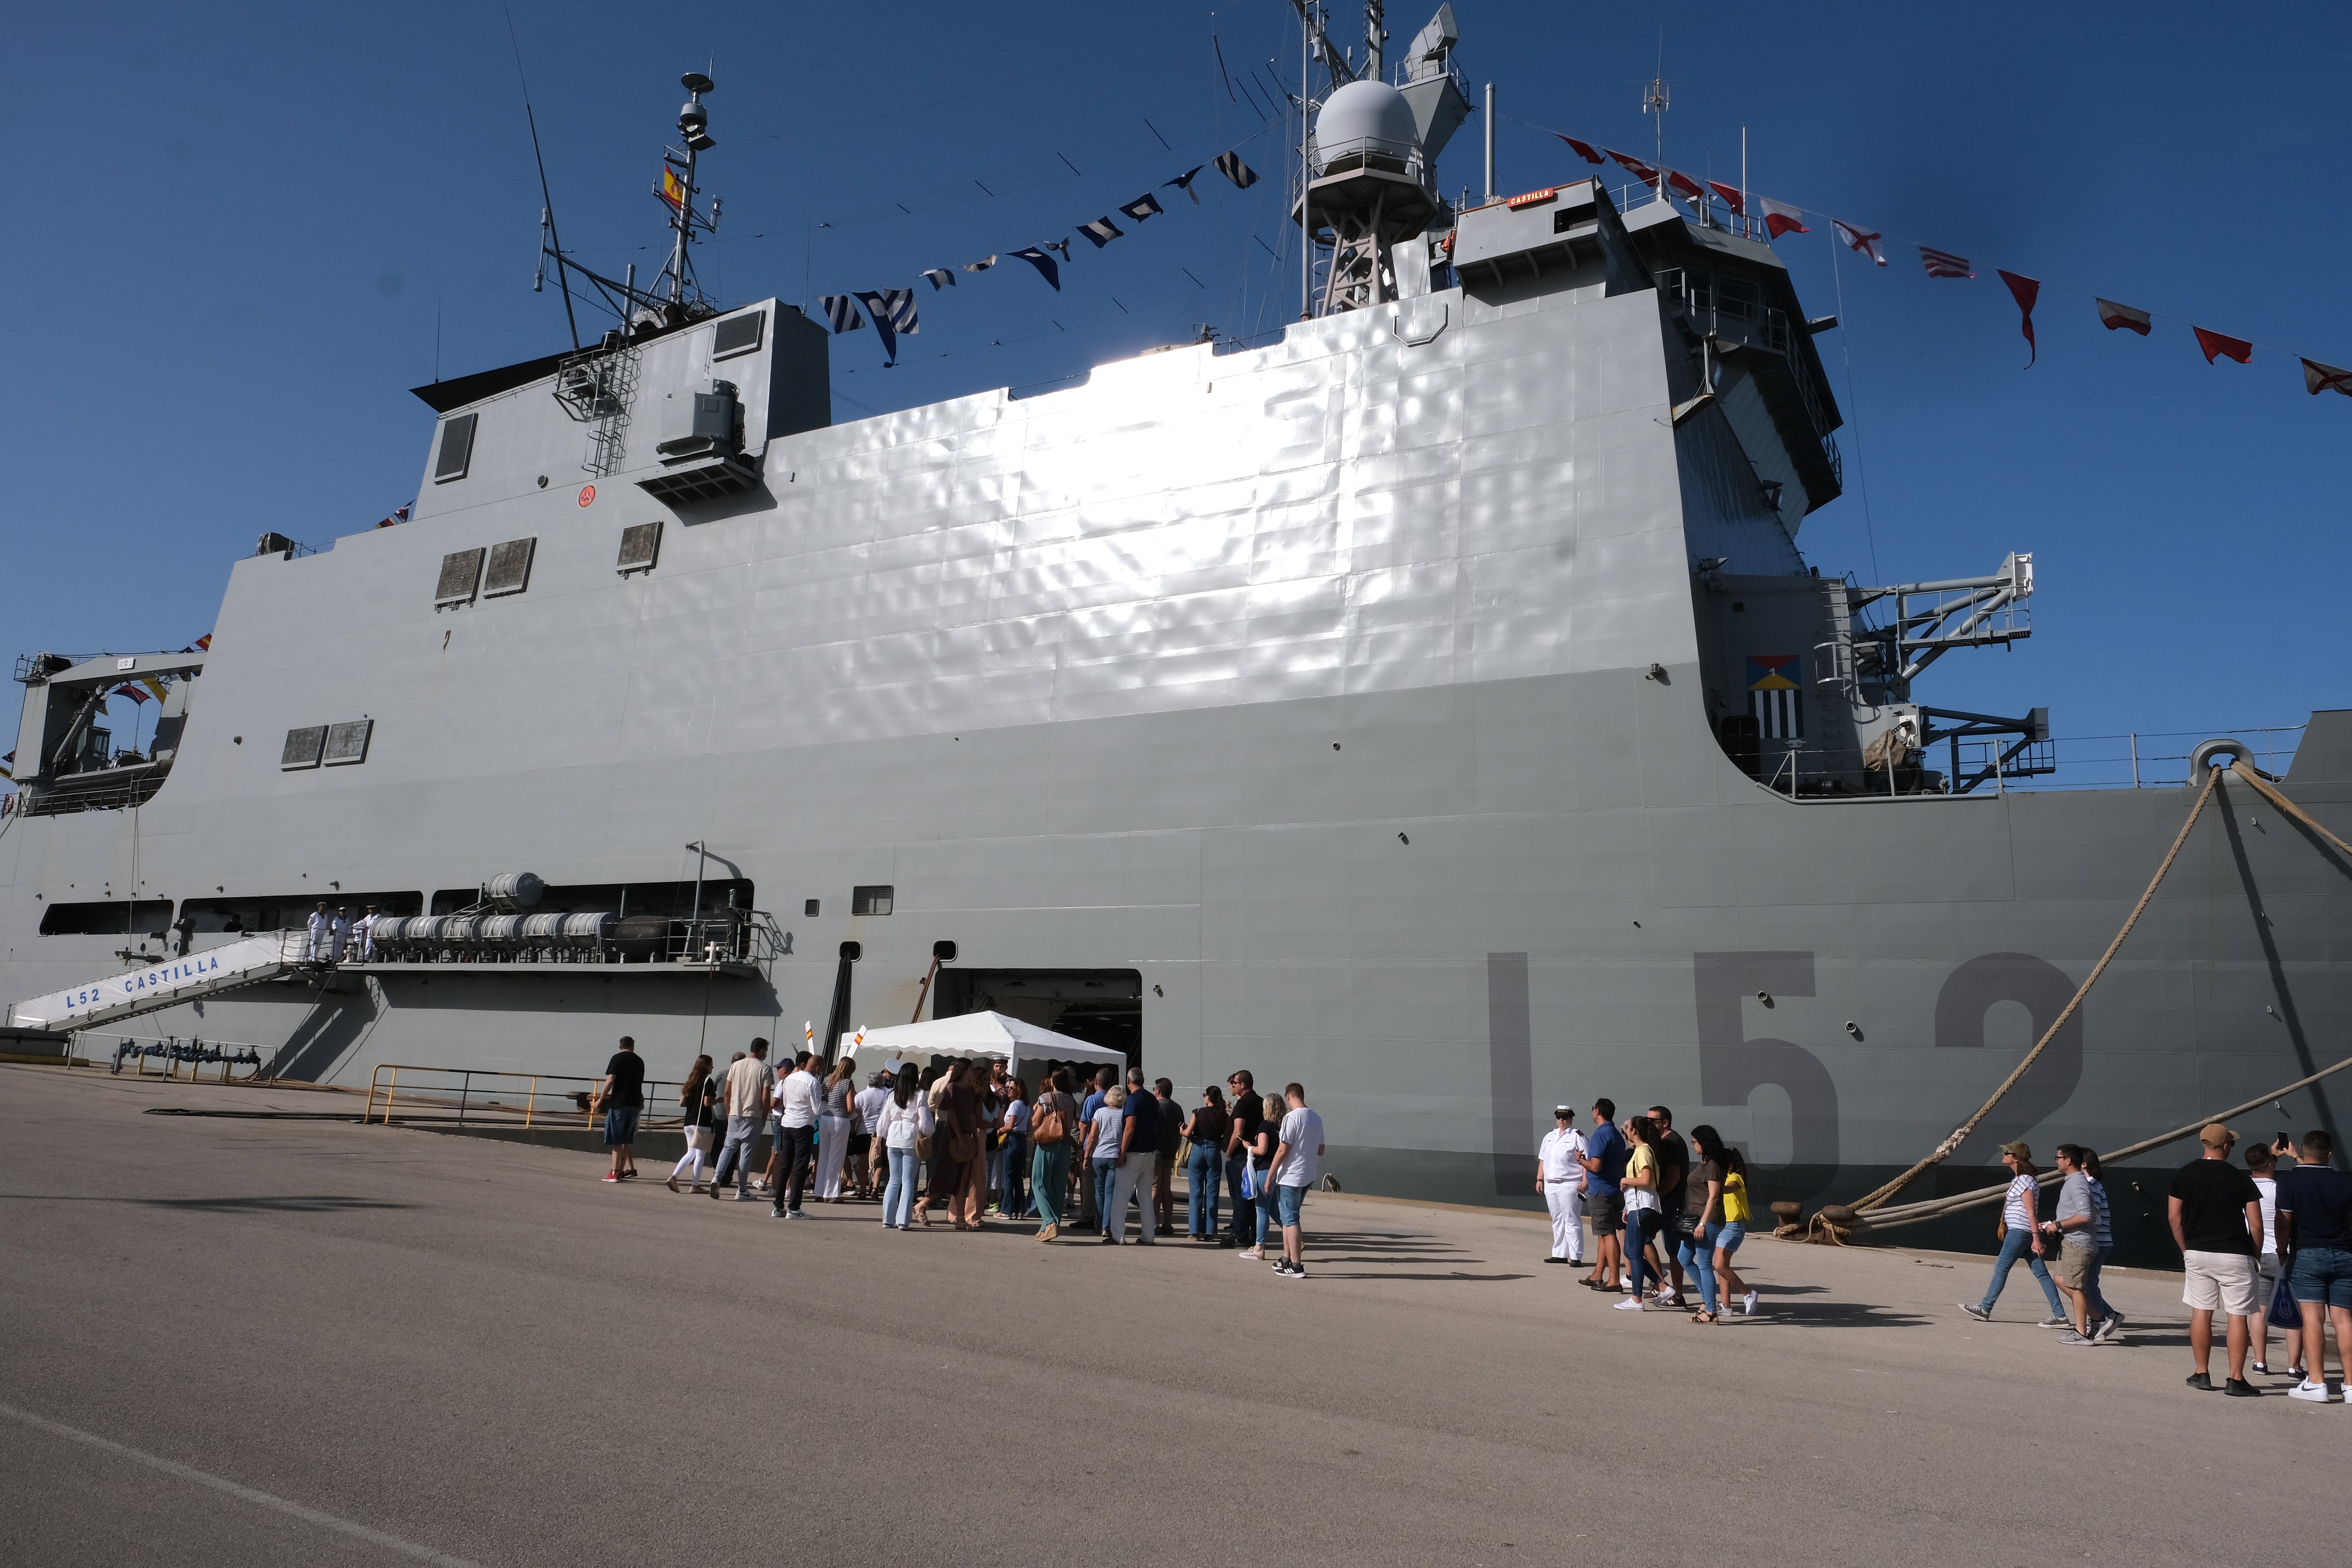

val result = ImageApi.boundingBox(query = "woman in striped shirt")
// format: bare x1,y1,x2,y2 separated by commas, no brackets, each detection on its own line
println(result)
1959,1141,2068,1324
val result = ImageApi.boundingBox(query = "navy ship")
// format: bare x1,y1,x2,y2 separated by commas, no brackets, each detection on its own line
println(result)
6,6,2345,1238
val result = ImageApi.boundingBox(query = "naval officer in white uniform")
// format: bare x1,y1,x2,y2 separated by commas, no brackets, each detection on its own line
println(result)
305,901,331,962
1538,1104,1588,1265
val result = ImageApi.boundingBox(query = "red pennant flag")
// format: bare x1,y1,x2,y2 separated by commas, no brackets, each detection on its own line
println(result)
1556,134,1605,165
1996,271,2040,367
111,683,150,705
2193,326,2252,365
1665,168,1706,200
2096,298,2151,335
1707,181,1745,214
1758,198,1807,238
1833,220,1886,266
194,633,213,650
1606,149,1659,186
2304,359,2352,398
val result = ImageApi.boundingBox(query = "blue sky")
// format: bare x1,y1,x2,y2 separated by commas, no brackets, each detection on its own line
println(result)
4,1,2347,788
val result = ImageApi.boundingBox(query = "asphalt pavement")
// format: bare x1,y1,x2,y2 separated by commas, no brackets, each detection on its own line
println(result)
1,1064,2339,1566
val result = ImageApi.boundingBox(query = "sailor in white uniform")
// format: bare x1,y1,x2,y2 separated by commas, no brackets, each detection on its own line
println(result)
356,904,381,960
1538,1104,1587,1265
305,901,331,962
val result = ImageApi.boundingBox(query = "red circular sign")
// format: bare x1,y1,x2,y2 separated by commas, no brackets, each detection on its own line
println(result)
578,484,596,507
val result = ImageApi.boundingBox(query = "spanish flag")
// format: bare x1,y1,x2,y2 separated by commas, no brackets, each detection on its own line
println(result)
658,164,687,211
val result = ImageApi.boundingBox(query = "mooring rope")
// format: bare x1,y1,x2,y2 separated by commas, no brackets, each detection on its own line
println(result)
1848,763,2224,1213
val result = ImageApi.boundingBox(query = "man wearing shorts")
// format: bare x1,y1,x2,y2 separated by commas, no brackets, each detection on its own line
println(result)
1580,1099,1626,1291
597,1036,645,1183
1268,1082,1325,1280
2167,1122,2264,1396
2275,1129,2352,1403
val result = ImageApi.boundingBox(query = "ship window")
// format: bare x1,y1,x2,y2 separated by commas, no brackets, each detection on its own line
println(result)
433,412,477,482
281,726,328,769
322,719,372,766
180,891,421,934
804,899,820,917
617,520,662,575
435,548,484,606
851,885,893,916
39,899,174,936
712,311,765,360
483,537,536,597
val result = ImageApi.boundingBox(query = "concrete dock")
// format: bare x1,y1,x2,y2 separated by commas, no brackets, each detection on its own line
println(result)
1,1064,2338,1566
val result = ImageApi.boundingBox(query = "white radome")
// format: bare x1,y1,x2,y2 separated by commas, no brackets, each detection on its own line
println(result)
1315,80,1418,161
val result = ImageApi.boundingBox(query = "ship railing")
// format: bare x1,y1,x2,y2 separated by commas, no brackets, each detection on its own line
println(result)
103,1034,270,1080
364,1064,691,1134
1755,722,2306,799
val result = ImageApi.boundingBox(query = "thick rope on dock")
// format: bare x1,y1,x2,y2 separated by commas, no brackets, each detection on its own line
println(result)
1847,764,2223,1214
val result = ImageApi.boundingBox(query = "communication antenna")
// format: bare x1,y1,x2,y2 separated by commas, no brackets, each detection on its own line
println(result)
652,72,721,308
1642,74,1669,205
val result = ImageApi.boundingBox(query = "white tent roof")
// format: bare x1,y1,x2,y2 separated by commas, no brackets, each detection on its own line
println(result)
839,1011,1125,1076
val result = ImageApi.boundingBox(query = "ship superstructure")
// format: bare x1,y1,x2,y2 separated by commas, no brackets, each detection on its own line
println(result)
6,11,2346,1230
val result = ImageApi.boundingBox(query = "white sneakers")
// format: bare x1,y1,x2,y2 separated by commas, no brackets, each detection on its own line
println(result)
1612,1298,1646,1312
1240,1245,1265,1261
1742,1289,1759,1315
2286,1381,2336,1403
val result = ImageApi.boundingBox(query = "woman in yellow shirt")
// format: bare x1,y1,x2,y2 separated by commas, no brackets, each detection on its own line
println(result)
1686,1123,1758,1318
1616,1117,1666,1311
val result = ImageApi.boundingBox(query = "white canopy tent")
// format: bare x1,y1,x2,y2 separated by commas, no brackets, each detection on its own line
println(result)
838,1011,1127,1084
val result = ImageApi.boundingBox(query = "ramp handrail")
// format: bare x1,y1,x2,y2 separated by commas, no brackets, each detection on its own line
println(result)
364,1063,687,1133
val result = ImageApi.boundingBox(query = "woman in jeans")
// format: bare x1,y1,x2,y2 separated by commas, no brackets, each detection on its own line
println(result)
1681,1124,1729,1322
667,1054,717,1193
1182,1086,1229,1239
1616,1116,1664,1312
1246,1093,1284,1260
873,1064,925,1229
1084,1086,1128,1242
1029,1067,1079,1240
1960,1141,2067,1323
997,1077,1031,1218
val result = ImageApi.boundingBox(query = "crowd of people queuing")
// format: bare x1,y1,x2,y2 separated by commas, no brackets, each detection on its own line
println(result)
590,1035,2352,1386
1533,1098,1756,1323
593,1040,1330,1278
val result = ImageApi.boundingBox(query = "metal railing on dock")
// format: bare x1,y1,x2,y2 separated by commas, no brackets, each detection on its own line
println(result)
363,1063,685,1134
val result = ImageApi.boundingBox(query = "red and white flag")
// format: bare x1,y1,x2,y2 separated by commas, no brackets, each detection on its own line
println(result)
1606,149,1659,186
1666,168,1706,200
1758,198,1807,238
2095,298,2151,335
1556,134,1605,165
1833,220,1886,265
2304,358,2352,398
1919,246,1974,279
1996,271,2040,367
1707,181,1745,214
2193,326,2252,365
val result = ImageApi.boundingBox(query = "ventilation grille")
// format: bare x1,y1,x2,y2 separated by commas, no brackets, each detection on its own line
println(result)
281,726,327,769
433,412,478,482
712,310,765,359
322,719,373,766
617,520,662,575
483,537,536,597
435,548,484,606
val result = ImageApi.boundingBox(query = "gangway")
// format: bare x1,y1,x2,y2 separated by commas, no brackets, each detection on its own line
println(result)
7,932,312,1033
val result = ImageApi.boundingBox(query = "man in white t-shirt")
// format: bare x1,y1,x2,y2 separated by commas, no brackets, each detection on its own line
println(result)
852,1072,892,1199
1268,1082,1326,1280
1537,1105,1587,1265
768,1050,825,1219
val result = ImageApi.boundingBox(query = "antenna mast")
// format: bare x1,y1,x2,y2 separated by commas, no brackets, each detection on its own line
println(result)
653,72,720,311
1642,73,1669,207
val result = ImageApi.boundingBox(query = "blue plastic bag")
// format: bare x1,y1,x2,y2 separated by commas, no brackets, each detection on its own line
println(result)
2268,1259,2303,1330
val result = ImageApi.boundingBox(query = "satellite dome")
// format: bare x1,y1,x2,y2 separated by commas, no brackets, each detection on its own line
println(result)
1314,80,1419,168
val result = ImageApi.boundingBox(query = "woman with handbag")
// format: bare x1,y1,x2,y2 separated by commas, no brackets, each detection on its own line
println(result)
1182,1087,1229,1240
667,1054,717,1193
1029,1068,1078,1240
1243,1094,1283,1260
874,1064,925,1229
1959,1141,2068,1324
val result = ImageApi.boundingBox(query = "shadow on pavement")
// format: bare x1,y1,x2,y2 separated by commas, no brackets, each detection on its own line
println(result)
0,1194,415,1214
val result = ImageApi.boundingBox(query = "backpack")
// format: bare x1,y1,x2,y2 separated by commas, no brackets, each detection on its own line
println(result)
1031,1095,1068,1147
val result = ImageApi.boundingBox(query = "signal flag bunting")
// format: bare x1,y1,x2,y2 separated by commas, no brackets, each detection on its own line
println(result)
1996,271,2040,367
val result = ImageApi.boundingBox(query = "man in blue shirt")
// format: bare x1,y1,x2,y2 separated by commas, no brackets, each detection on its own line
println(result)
1580,1098,1626,1291
1108,1068,1160,1243
2275,1129,2352,1403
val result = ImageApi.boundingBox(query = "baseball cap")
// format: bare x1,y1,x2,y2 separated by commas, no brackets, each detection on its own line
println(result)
2199,1122,2236,1148
1998,1140,2030,1158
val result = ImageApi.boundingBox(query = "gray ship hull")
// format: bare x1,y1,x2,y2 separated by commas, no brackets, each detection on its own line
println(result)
6,196,2346,1243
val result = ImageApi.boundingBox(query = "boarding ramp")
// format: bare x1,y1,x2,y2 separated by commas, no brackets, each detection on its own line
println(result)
7,932,309,1032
